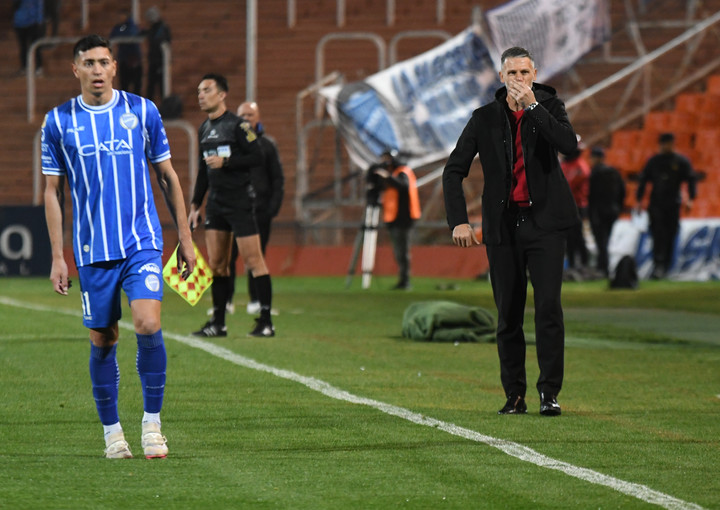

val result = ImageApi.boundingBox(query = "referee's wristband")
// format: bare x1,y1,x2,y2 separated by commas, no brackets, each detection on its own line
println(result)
525,102,539,111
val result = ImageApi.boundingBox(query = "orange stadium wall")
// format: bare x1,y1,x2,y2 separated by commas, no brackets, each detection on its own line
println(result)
56,245,489,279
261,245,489,278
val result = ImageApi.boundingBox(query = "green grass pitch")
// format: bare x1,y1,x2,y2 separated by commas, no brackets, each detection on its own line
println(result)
1,276,718,509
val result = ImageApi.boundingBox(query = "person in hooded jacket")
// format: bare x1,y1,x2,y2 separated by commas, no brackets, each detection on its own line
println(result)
443,46,579,417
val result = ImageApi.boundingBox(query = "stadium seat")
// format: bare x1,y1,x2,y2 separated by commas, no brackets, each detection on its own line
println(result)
699,94,720,127
643,111,672,132
605,148,634,173
669,111,695,134
706,75,720,95
610,129,641,150
675,92,705,113
693,128,720,153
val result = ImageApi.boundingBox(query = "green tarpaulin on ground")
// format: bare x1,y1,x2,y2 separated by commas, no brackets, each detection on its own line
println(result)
402,300,496,343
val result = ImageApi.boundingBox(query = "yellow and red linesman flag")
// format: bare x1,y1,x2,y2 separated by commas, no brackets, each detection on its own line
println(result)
162,242,212,306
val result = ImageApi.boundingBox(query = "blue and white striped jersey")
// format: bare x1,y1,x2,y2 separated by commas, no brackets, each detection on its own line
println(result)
42,90,171,267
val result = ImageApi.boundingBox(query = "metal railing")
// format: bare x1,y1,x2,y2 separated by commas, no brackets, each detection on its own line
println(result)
295,71,344,221
315,32,387,86
565,7,720,147
286,0,446,28
388,30,451,65
78,0,140,30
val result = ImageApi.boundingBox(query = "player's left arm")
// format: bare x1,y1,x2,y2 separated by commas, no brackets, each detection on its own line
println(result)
152,159,196,279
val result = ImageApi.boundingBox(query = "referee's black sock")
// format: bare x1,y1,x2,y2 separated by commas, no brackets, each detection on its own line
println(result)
211,276,231,326
254,274,272,322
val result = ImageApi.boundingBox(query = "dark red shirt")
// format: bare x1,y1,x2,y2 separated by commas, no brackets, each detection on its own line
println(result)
509,109,530,205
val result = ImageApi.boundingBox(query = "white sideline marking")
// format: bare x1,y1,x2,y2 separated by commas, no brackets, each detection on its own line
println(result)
0,296,705,510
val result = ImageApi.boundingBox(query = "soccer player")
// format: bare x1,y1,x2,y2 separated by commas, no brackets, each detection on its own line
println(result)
42,35,196,459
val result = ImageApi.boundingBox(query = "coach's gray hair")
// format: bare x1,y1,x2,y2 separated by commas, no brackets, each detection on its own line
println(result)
500,47,535,68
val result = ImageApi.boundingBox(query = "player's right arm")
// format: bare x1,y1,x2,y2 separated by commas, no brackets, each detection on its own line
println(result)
41,110,71,295
44,174,70,295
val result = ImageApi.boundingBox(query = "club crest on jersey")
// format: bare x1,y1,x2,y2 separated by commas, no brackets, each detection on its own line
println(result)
120,112,139,130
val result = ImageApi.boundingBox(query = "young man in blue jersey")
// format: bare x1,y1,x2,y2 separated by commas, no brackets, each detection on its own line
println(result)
42,35,196,459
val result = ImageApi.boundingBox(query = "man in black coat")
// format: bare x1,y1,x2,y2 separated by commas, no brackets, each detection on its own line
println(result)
443,47,579,416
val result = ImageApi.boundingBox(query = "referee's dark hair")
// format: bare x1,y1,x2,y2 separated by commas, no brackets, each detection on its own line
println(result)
202,73,228,93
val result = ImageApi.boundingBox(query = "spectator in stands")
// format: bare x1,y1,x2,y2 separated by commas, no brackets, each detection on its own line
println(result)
635,132,697,279
110,9,142,95
560,137,591,277
443,46,579,416
143,6,171,102
368,150,421,290
588,147,626,276
13,0,45,76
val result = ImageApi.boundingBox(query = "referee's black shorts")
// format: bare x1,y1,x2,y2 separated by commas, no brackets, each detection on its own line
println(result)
204,200,258,238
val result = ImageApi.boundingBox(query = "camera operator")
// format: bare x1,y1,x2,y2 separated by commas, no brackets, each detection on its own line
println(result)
368,150,421,290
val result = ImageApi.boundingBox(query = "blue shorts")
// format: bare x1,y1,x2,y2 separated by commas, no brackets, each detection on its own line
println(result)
77,250,164,328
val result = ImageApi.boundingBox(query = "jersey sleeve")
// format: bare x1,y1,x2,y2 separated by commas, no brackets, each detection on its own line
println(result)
41,109,66,176
144,99,172,163
226,120,262,170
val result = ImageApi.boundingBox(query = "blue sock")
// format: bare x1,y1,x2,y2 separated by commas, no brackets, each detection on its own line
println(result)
89,343,120,426
136,330,166,414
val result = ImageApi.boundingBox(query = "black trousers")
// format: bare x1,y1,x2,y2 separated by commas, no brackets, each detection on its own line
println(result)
146,66,164,102
648,204,679,276
119,61,142,96
387,224,411,285
15,23,45,69
486,206,567,399
565,207,588,269
589,211,618,275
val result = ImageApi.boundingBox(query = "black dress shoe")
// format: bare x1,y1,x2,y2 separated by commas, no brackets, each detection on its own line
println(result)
498,395,527,415
540,392,561,416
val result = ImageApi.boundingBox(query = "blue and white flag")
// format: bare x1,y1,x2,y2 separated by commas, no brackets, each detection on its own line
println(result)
320,28,501,170
485,0,611,82
319,0,610,170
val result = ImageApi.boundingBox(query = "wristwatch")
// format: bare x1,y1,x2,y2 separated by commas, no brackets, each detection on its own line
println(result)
525,102,539,111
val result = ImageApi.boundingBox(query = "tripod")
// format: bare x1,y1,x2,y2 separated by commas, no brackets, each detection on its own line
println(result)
346,188,381,289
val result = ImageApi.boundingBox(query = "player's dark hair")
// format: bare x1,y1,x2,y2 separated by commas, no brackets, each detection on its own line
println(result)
202,73,228,93
500,46,535,68
73,35,113,59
